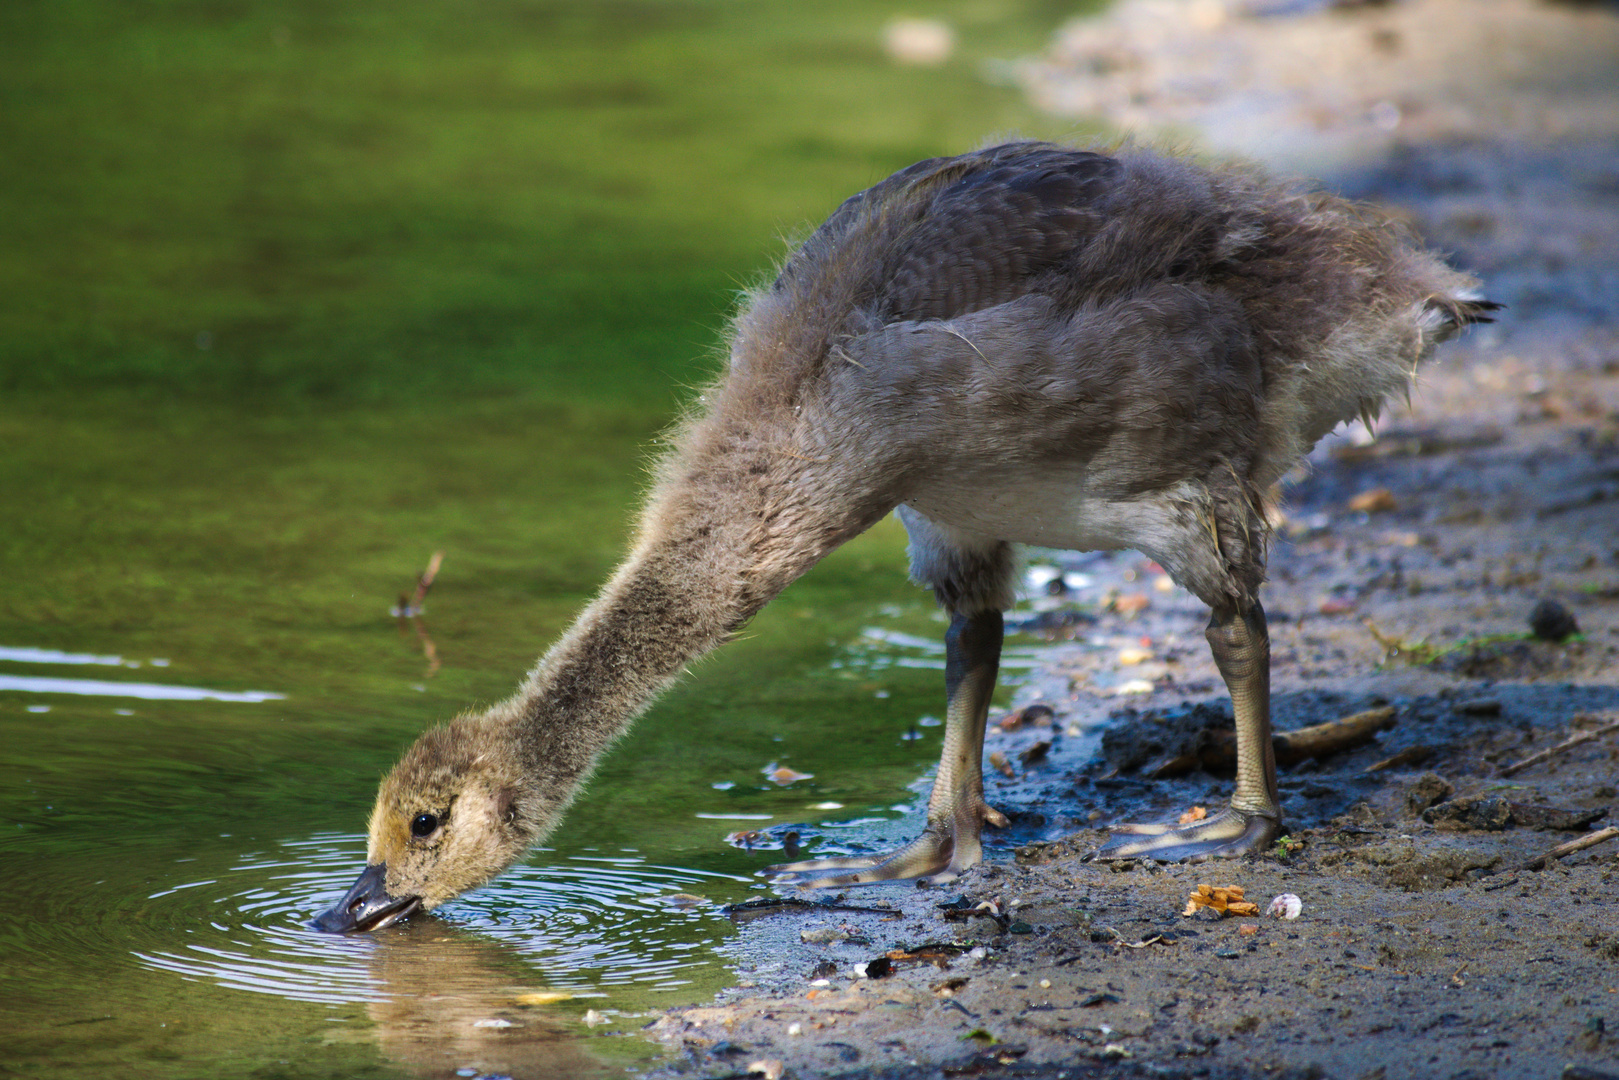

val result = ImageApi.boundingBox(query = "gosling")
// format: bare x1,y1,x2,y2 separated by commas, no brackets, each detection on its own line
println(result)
315,142,1494,932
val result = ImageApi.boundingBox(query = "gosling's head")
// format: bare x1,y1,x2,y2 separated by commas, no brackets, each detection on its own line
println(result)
313,714,543,933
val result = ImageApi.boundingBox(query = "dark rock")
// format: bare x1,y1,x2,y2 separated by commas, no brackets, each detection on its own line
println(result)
1422,793,1606,832
1423,795,1513,830
1507,802,1608,831
1529,598,1580,641
1406,771,1455,813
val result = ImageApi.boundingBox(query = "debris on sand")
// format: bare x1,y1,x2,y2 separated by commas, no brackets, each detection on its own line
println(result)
997,703,1055,731
1514,825,1619,872
1183,884,1260,918
1423,794,1608,832
1404,771,1454,813
1267,893,1303,920
1499,716,1619,777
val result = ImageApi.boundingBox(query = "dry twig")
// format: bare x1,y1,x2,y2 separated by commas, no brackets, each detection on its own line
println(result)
1499,717,1619,777
1513,825,1619,872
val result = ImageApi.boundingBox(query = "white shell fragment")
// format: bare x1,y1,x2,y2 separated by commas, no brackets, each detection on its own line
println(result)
1267,893,1303,920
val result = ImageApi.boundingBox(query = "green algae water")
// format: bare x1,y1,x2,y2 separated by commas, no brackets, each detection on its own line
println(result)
0,1,1097,1076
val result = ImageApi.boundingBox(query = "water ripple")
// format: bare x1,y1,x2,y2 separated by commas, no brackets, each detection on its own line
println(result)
128,835,747,1004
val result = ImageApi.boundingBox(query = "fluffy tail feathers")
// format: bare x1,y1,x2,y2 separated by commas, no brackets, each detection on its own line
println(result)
1426,295,1504,331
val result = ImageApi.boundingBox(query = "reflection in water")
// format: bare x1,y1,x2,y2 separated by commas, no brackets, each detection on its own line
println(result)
0,645,133,665
391,551,445,678
842,626,1046,673
364,920,615,1080
0,673,285,701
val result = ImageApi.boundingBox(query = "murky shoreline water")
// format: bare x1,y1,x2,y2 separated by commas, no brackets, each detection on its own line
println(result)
0,501,1014,1077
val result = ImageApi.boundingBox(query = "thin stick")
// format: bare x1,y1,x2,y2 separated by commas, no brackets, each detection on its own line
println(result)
411,551,445,609
1514,826,1619,873
1363,745,1433,774
1498,717,1619,778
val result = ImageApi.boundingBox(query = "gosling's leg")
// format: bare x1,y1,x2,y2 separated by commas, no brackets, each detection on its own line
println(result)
1097,601,1280,861
765,609,1008,887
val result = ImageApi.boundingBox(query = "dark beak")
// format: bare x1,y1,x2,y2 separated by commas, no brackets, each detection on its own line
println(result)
310,863,422,933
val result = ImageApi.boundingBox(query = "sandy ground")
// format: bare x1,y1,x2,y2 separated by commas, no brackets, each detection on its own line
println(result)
638,2,1619,1077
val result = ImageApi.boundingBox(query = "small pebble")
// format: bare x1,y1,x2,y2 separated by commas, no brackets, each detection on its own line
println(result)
1528,598,1579,642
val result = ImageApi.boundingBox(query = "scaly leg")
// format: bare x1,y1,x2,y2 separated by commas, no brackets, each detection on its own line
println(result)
1097,601,1280,861
766,609,1009,888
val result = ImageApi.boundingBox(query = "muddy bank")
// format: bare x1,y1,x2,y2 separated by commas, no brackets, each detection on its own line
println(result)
639,1,1619,1077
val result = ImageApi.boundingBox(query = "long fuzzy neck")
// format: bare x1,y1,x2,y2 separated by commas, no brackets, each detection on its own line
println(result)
480,413,892,842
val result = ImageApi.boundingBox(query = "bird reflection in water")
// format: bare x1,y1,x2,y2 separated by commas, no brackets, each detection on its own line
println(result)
359,919,621,1080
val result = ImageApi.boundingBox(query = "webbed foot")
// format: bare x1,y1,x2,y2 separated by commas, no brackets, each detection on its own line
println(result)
1095,602,1282,863
1096,807,1278,863
765,801,1008,889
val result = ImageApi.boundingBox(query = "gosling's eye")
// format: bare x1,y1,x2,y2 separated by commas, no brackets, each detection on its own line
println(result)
410,812,440,838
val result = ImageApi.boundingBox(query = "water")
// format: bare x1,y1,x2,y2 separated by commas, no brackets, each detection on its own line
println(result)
0,1,1100,1075
0,431,969,1077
